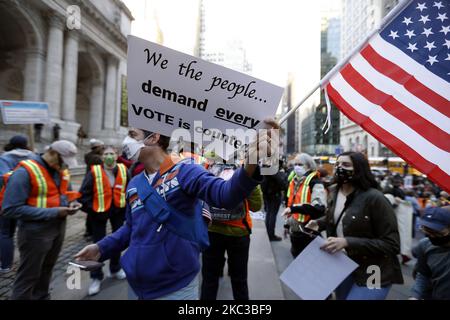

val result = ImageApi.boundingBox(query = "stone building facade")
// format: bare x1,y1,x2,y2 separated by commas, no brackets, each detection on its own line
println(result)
0,0,133,146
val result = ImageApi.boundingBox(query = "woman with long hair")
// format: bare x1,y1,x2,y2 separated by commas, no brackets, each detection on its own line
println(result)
307,152,404,300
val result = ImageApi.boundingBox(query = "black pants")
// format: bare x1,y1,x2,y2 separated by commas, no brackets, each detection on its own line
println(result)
0,216,17,269
264,197,281,238
89,209,125,280
201,232,250,300
11,220,65,300
289,231,314,258
85,213,93,236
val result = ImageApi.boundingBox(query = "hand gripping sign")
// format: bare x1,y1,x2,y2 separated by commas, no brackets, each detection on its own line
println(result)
127,35,284,161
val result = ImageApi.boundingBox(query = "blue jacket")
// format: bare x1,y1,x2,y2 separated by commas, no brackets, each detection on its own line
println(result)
1,155,69,221
97,155,262,299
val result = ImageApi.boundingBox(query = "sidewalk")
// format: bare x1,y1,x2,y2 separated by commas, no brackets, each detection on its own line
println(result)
1,204,417,300
55,216,285,300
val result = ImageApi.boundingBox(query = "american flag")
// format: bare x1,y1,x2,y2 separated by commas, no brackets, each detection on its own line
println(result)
325,0,450,192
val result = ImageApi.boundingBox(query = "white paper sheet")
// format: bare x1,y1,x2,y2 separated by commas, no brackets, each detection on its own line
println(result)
280,236,358,300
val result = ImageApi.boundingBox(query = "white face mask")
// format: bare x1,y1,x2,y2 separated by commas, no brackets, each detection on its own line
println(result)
122,136,144,162
294,165,306,177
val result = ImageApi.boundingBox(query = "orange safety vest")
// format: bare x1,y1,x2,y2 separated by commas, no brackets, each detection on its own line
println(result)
18,159,69,208
287,171,318,223
91,163,127,213
218,199,253,231
0,171,13,208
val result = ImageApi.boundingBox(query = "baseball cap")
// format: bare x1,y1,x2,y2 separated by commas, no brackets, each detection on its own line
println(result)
420,206,450,232
50,140,78,168
9,135,28,149
89,139,104,149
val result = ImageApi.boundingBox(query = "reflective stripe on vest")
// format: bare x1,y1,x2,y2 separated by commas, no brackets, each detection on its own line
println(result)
113,163,127,208
20,160,66,208
287,171,318,223
0,171,13,208
92,164,127,212
92,165,111,212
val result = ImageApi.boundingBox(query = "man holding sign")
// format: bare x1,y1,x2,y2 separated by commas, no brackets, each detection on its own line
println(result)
75,122,278,300
75,36,282,300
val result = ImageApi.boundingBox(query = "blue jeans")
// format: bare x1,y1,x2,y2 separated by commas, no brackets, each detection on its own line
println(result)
335,275,392,300
0,216,16,269
154,275,199,300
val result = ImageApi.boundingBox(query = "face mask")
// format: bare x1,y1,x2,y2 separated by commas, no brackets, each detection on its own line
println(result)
122,136,144,161
104,155,115,167
294,165,306,177
335,166,354,184
428,234,450,246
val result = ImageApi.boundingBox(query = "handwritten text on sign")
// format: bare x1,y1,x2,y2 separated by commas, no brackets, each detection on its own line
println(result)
127,35,284,158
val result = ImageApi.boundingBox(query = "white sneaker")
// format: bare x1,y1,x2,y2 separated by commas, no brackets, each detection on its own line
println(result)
88,279,101,296
110,269,126,280
0,267,11,274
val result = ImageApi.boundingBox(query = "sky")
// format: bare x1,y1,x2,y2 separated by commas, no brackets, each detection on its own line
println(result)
122,0,336,110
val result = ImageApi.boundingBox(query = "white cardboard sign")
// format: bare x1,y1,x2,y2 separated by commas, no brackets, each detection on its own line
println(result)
280,237,358,300
127,35,284,158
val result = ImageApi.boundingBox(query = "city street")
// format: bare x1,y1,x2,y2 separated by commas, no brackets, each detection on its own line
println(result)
0,193,416,300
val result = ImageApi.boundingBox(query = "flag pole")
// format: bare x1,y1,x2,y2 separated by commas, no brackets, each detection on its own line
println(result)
279,0,412,125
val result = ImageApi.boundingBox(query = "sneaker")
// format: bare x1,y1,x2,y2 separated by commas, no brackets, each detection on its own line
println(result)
269,235,283,242
110,269,126,280
88,279,102,296
0,267,12,274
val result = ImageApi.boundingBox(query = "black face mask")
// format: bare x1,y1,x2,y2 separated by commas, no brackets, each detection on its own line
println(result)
428,234,450,246
335,167,354,184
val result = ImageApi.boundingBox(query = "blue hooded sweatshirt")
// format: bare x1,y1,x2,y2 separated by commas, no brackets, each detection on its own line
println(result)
97,155,262,299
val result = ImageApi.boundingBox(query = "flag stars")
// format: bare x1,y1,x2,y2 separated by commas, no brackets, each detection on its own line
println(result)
404,29,416,39
388,30,399,40
433,1,444,9
416,3,427,11
443,39,450,49
446,53,450,61
426,55,439,66
440,25,450,35
406,43,418,52
437,13,448,23
424,41,437,51
419,15,431,24
422,27,434,37
402,17,413,26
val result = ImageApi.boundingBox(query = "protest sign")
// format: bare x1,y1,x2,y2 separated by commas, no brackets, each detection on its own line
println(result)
127,35,284,159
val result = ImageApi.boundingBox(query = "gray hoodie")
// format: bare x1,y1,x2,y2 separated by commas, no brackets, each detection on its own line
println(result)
0,149,35,186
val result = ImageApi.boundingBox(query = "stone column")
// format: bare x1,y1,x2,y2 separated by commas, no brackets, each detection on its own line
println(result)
61,31,79,122
44,14,65,119
103,56,118,130
23,48,45,101
89,80,104,135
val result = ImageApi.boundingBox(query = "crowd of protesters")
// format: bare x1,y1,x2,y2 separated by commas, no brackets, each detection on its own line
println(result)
0,128,449,301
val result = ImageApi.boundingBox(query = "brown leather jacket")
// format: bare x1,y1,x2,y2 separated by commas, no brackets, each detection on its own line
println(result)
318,185,404,286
